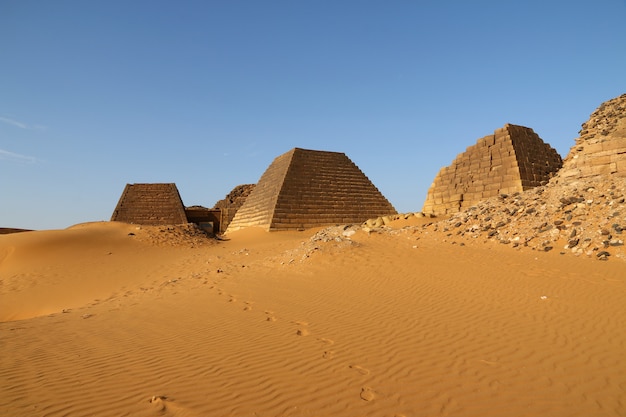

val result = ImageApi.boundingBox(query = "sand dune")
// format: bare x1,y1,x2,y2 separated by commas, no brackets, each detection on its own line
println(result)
1,221,625,416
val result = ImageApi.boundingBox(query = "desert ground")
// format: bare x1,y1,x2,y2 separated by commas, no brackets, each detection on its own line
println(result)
1,218,625,417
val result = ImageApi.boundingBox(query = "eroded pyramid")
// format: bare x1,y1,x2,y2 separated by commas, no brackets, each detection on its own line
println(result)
226,148,397,231
559,93,626,179
111,183,187,225
422,124,562,216
213,184,256,232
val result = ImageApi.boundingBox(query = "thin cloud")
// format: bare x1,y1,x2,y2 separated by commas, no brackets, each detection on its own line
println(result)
0,116,46,130
0,148,38,163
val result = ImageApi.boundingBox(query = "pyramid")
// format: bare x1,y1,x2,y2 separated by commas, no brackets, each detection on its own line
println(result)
226,148,397,231
559,93,626,179
111,183,188,225
422,124,562,216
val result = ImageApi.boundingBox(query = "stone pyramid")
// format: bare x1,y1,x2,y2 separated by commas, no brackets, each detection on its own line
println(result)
226,148,397,231
111,183,188,225
422,124,562,216
559,93,626,179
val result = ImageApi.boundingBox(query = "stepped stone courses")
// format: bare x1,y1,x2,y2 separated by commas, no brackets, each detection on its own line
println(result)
559,93,626,179
422,124,562,216
227,148,397,232
111,183,188,225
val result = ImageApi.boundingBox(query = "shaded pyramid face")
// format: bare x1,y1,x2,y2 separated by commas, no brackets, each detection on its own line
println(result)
422,124,562,216
559,93,626,180
226,148,397,231
111,183,187,225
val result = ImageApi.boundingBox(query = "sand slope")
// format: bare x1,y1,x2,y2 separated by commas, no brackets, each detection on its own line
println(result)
1,222,625,416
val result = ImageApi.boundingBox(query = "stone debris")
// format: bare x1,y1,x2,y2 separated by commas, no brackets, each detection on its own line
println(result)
275,225,361,264
361,174,624,261
132,223,217,247
436,175,625,256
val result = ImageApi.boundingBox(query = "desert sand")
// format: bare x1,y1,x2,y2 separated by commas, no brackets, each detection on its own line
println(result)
1,219,625,417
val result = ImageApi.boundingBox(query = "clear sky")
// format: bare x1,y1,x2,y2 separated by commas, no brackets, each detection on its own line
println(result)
2,1,625,230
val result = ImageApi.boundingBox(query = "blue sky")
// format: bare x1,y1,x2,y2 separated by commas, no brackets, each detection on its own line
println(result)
1,1,625,230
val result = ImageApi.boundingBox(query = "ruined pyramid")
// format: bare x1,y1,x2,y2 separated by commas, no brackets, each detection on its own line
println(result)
213,184,256,232
422,124,562,216
111,183,188,225
559,93,626,179
226,148,397,231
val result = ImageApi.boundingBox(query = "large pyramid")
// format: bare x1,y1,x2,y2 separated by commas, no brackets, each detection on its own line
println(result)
111,183,188,225
559,93,626,179
422,124,562,216
226,148,397,232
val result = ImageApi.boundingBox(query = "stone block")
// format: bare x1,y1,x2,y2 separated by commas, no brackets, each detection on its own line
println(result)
602,138,626,152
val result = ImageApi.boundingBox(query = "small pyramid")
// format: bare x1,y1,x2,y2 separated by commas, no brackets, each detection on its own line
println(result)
422,124,562,216
111,183,187,225
559,93,626,179
226,148,396,231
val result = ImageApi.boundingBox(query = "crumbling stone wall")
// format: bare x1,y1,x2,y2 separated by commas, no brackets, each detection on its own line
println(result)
111,183,188,225
422,124,562,216
227,148,397,231
559,93,626,179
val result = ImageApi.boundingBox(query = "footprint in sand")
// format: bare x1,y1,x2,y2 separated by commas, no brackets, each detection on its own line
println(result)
359,387,375,402
228,295,237,303
322,350,335,359
149,395,197,416
318,337,334,345
349,364,370,375
294,321,310,336
243,301,253,311
264,311,276,322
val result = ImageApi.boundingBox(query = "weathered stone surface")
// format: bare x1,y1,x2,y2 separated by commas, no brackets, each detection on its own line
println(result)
213,184,256,232
422,124,562,216
559,93,626,179
420,173,626,260
226,148,397,232
111,183,188,225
